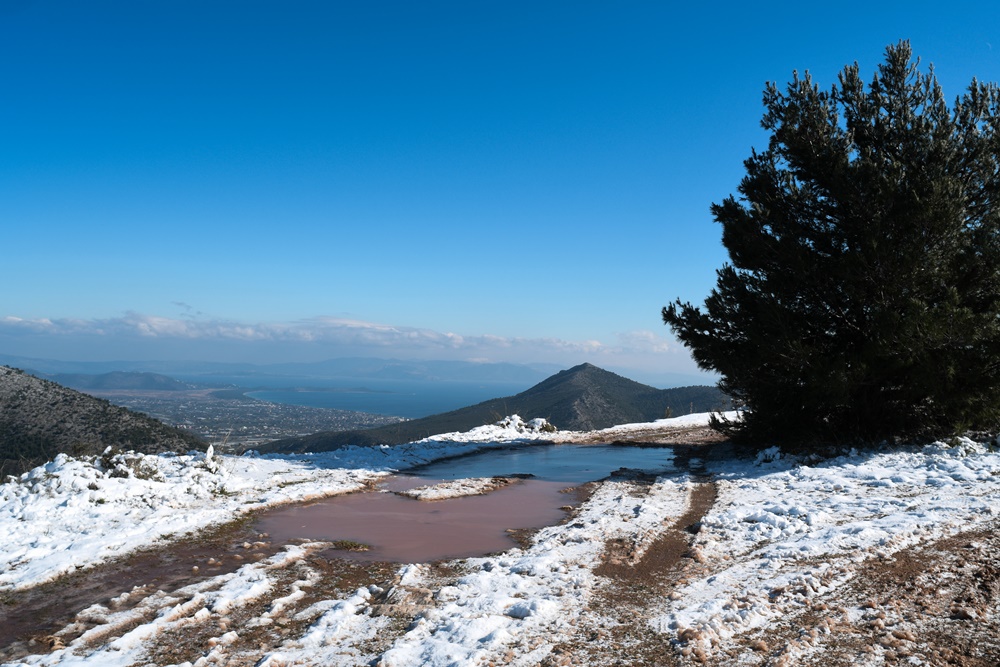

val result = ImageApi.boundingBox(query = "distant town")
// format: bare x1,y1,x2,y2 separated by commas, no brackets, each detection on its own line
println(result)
90,389,404,451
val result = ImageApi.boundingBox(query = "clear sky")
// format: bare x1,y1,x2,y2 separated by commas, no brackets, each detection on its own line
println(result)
3,1,1000,384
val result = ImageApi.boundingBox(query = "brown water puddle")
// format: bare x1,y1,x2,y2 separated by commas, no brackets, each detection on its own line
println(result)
255,476,576,563
0,475,581,657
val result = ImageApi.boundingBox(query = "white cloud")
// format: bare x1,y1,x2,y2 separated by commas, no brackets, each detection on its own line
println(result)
615,330,673,354
0,312,704,380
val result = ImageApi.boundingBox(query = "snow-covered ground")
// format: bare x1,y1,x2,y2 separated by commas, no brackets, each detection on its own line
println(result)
2,413,1000,666
652,439,1000,660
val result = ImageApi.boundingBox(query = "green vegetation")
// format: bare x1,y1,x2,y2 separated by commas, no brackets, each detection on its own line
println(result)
664,42,1000,446
330,539,371,552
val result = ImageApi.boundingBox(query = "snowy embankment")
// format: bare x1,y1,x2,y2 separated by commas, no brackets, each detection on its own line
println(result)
0,415,556,592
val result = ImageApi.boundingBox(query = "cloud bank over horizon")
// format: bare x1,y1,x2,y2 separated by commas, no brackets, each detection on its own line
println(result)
0,312,706,382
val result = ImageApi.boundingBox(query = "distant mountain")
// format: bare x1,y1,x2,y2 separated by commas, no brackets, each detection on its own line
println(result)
260,363,731,454
46,371,193,392
0,366,205,477
0,354,559,386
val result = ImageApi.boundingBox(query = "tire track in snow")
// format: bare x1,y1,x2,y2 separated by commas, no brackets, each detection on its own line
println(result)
563,448,723,666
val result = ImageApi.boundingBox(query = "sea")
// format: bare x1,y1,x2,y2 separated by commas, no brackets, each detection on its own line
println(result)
239,379,528,419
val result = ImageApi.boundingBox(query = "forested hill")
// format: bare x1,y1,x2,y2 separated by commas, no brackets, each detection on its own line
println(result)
0,366,205,477
260,363,730,454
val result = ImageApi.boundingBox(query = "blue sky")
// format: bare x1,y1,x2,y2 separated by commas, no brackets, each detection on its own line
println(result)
4,1,1000,385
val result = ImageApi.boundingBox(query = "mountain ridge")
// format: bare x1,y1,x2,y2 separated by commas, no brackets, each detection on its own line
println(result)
259,363,730,454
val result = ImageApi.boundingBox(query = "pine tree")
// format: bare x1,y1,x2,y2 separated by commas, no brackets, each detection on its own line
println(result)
663,41,1000,446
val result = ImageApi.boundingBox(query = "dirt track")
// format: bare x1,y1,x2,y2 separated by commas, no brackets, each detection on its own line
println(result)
555,423,1000,666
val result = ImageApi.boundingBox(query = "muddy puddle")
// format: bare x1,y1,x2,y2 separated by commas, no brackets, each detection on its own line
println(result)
255,476,576,562
253,443,675,562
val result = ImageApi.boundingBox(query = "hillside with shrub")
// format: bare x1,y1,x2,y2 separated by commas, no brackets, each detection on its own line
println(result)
0,366,204,477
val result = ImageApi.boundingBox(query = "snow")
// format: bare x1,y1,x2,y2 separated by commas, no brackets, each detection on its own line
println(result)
3,412,1000,666
608,410,740,432
393,476,517,500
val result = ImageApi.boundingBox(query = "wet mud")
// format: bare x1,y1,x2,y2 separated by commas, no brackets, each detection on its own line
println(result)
0,518,279,660
255,476,578,563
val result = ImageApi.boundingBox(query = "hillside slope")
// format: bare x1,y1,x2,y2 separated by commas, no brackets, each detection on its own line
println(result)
260,363,729,453
0,366,205,476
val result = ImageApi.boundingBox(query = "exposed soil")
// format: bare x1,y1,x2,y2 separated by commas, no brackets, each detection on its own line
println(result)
728,524,1000,666
595,479,716,582
0,515,279,662
142,553,403,667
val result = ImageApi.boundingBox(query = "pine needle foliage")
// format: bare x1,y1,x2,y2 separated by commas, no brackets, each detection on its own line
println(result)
663,41,1000,446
